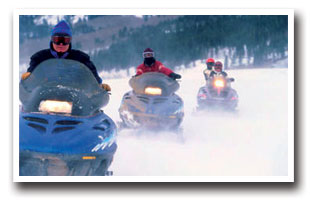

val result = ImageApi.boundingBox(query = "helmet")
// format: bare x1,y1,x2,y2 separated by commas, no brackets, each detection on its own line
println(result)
143,48,155,58
206,58,215,63
214,61,223,72
143,48,156,66
206,58,215,70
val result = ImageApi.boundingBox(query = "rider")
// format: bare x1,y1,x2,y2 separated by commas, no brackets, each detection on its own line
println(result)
209,61,228,78
135,48,181,80
21,20,111,91
203,58,215,80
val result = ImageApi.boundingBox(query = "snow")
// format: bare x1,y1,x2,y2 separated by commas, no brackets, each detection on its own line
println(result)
18,60,288,176
102,61,288,176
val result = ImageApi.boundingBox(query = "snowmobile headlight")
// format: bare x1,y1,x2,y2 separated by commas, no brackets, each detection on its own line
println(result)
82,156,96,160
144,87,162,95
39,100,73,114
214,79,225,88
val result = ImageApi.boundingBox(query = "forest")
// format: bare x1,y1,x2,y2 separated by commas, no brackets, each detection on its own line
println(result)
20,15,288,71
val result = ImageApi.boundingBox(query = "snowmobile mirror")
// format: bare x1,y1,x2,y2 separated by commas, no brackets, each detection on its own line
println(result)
229,78,235,82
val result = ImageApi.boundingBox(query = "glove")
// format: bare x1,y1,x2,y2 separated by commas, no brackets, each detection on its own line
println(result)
100,83,111,91
169,72,181,80
21,72,31,80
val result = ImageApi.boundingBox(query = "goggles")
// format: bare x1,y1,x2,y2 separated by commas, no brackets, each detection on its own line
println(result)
207,62,215,66
51,36,71,45
143,52,155,58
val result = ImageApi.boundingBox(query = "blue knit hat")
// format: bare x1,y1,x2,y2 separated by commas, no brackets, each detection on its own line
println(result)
51,20,72,37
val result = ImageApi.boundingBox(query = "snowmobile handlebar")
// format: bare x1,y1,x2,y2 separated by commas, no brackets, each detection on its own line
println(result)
228,78,235,82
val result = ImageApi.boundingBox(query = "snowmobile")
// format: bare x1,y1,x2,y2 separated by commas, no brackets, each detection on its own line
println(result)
196,74,238,111
19,59,117,176
119,72,184,131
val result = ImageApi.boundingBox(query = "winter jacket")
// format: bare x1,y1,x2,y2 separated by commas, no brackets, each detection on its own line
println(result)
27,43,102,84
209,71,228,78
203,69,213,80
136,61,173,76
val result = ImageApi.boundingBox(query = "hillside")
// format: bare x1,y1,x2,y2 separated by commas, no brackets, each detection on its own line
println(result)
19,15,180,65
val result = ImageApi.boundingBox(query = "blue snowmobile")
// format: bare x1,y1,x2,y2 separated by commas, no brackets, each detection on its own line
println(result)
119,72,184,131
19,59,117,176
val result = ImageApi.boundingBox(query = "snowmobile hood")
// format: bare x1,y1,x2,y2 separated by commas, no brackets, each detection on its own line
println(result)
20,59,109,116
129,72,180,96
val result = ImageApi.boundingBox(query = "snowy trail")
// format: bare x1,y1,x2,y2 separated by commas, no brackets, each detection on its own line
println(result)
103,62,288,176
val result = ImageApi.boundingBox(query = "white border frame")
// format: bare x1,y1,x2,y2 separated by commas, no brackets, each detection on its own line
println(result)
13,8,294,182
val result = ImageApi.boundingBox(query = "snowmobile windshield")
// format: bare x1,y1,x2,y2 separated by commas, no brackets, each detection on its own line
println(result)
129,72,180,96
20,59,109,116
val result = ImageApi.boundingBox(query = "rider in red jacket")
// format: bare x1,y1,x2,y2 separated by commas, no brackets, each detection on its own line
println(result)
135,48,181,80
